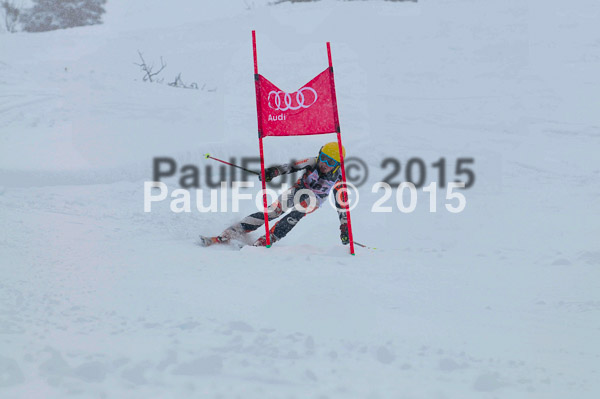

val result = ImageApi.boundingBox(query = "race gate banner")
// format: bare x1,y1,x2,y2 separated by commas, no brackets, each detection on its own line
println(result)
257,68,338,137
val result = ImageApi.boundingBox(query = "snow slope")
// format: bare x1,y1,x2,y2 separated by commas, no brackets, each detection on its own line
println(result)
1,0,599,398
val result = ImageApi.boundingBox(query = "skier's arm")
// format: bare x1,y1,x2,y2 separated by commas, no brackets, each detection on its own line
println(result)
276,157,317,175
332,182,350,245
259,157,317,182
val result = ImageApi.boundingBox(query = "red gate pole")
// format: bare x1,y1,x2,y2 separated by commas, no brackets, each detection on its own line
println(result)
327,42,355,255
253,30,271,247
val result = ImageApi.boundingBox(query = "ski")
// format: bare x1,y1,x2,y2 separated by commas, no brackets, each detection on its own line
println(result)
197,235,248,250
197,235,229,247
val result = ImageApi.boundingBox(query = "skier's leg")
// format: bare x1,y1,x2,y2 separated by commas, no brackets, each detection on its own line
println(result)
219,187,296,240
219,202,282,240
270,209,307,240
239,201,283,232
254,195,317,246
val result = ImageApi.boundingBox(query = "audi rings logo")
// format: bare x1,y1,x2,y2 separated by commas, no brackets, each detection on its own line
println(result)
268,87,318,111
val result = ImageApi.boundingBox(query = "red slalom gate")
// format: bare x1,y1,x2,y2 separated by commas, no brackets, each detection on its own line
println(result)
252,31,355,255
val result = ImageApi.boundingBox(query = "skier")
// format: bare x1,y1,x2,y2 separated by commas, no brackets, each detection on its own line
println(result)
200,142,350,247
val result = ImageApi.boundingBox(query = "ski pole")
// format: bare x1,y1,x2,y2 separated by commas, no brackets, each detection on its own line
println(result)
354,241,377,250
204,153,260,175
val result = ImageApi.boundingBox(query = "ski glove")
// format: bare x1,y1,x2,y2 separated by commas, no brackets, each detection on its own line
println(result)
259,167,280,182
340,223,349,245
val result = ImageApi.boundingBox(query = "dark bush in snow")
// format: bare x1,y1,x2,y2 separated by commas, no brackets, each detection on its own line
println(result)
21,0,106,32
1,0,21,33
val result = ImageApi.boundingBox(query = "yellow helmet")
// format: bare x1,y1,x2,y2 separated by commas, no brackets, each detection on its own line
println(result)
318,142,346,173
319,142,346,163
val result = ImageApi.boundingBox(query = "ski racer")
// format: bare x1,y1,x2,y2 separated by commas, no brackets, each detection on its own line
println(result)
203,142,349,247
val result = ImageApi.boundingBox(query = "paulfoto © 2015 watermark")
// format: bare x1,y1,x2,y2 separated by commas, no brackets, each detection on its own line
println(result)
144,180,468,214
152,156,475,190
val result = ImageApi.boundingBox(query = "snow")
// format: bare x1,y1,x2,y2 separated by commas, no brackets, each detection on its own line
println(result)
1,0,599,398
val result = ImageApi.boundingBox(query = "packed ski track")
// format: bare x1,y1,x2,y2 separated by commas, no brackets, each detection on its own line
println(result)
1,0,599,398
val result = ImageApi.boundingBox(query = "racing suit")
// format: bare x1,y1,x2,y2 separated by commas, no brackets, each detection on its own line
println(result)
222,157,348,243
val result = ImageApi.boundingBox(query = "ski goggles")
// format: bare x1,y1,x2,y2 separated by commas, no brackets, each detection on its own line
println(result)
318,152,340,168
